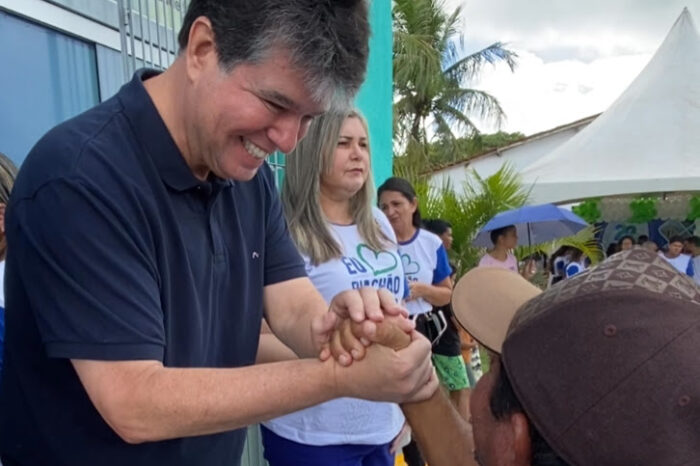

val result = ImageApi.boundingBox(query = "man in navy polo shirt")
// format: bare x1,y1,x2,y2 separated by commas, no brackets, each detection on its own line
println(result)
0,1,437,465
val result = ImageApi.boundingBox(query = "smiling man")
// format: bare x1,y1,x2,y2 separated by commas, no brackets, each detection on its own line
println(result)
0,1,438,465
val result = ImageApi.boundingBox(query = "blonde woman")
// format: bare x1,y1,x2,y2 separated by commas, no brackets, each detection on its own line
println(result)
261,110,410,466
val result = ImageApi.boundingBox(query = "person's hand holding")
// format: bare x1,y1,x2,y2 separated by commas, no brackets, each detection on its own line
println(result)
521,258,537,280
331,330,438,404
313,288,408,365
326,312,415,365
407,281,428,301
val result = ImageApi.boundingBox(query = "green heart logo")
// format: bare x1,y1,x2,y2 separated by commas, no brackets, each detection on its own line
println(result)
356,244,399,276
401,253,420,275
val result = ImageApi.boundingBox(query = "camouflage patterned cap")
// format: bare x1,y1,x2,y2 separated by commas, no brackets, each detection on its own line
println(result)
502,248,700,465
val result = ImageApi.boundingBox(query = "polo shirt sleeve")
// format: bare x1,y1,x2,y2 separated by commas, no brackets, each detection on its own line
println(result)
432,244,452,284
8,178,164,361
261,169,306,286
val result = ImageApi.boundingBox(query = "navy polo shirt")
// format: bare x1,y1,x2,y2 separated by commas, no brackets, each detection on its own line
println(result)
0,70,306,466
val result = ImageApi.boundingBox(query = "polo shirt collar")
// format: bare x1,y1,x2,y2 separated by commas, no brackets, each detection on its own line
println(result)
118,69,233,192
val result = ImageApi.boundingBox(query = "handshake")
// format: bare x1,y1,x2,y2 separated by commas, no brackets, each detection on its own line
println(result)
318,294,439,406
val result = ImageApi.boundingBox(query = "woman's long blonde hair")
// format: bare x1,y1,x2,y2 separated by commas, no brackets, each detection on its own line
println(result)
281,109,391,265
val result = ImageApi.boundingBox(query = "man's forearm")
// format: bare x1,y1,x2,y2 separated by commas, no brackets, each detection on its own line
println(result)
402,388,476,466
264,279,328,358
256,332,300,363
275,300,326,358
77,358,337,443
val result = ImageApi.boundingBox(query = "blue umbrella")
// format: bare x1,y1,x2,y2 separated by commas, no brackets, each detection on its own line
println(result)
473,203,589,247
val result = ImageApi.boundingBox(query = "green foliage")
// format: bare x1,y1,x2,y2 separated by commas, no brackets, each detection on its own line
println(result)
515,226,604,266
401,163,602,280
572,199,601,224
688,196,700,221
405,164,529,277
393,131,526,181
430,131,526,169
393,0,517,165
628,197,658,224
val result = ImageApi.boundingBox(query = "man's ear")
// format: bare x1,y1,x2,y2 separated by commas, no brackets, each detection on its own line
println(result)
184,16,218,82
510,412,532,465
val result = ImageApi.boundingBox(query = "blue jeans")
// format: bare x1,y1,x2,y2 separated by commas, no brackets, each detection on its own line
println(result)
261,425,394,466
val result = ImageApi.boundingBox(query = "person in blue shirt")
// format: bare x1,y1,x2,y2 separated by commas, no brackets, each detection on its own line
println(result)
565,248,588,278
0,2,436,465
659,236,695,277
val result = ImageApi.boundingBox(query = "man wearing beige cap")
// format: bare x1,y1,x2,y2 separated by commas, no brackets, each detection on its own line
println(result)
397,248,700,465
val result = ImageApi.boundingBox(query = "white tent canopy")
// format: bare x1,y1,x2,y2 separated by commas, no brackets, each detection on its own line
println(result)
521,8,700,205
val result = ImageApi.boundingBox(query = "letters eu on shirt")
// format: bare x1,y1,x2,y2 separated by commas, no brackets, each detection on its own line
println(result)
304,210,405,304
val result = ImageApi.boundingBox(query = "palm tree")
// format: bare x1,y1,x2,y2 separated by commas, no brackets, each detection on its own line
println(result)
393,0,517,164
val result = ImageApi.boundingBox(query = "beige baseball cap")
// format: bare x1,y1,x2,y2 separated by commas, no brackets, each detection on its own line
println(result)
451,267,541,353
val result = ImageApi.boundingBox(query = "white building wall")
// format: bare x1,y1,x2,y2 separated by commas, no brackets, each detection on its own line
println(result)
429,118,594,192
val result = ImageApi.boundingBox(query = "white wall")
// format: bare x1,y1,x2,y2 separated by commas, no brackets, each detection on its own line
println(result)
429,120,592,192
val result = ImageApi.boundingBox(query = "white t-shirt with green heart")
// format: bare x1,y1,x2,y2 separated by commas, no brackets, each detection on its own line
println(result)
399,229,452,316
263,207,405,445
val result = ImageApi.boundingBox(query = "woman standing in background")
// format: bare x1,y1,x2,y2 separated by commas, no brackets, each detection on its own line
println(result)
261,111,410,466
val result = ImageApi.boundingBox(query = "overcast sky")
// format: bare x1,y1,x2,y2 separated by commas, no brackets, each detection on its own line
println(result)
444,0,698,135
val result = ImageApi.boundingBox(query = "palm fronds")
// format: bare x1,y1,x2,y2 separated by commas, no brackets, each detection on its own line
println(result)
393,0,517,164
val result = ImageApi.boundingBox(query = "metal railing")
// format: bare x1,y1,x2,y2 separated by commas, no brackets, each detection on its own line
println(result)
115,0,188,80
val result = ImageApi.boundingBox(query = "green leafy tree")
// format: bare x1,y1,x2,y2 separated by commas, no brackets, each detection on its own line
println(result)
393,0,517,166
403,164,601,372
401,164,602,278
405,164,529,276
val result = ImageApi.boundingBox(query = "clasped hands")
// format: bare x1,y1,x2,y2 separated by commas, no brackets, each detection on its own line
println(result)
311,287,438,404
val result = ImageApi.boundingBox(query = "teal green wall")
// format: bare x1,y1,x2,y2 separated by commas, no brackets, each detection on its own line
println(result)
356,0,393,187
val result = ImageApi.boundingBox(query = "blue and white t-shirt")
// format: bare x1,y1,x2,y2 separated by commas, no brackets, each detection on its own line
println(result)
659,252,694,277
399,229,452,316
565,260,587,278
264,207,405,446
553,256,568,277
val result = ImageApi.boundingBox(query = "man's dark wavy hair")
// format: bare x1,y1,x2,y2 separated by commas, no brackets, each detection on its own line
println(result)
177,0,370,107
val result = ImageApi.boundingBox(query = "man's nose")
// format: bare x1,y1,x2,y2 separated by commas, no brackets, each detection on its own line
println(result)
267,115,303,154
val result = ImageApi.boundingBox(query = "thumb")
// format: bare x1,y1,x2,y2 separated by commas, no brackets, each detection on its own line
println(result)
355,316,411,351
312,312,337,340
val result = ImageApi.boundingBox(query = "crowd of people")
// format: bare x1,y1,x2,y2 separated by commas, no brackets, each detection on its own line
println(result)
0,1,698,466
603,233,698,283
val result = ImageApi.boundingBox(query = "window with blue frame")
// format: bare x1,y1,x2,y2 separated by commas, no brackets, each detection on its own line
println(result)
0,10,100,166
